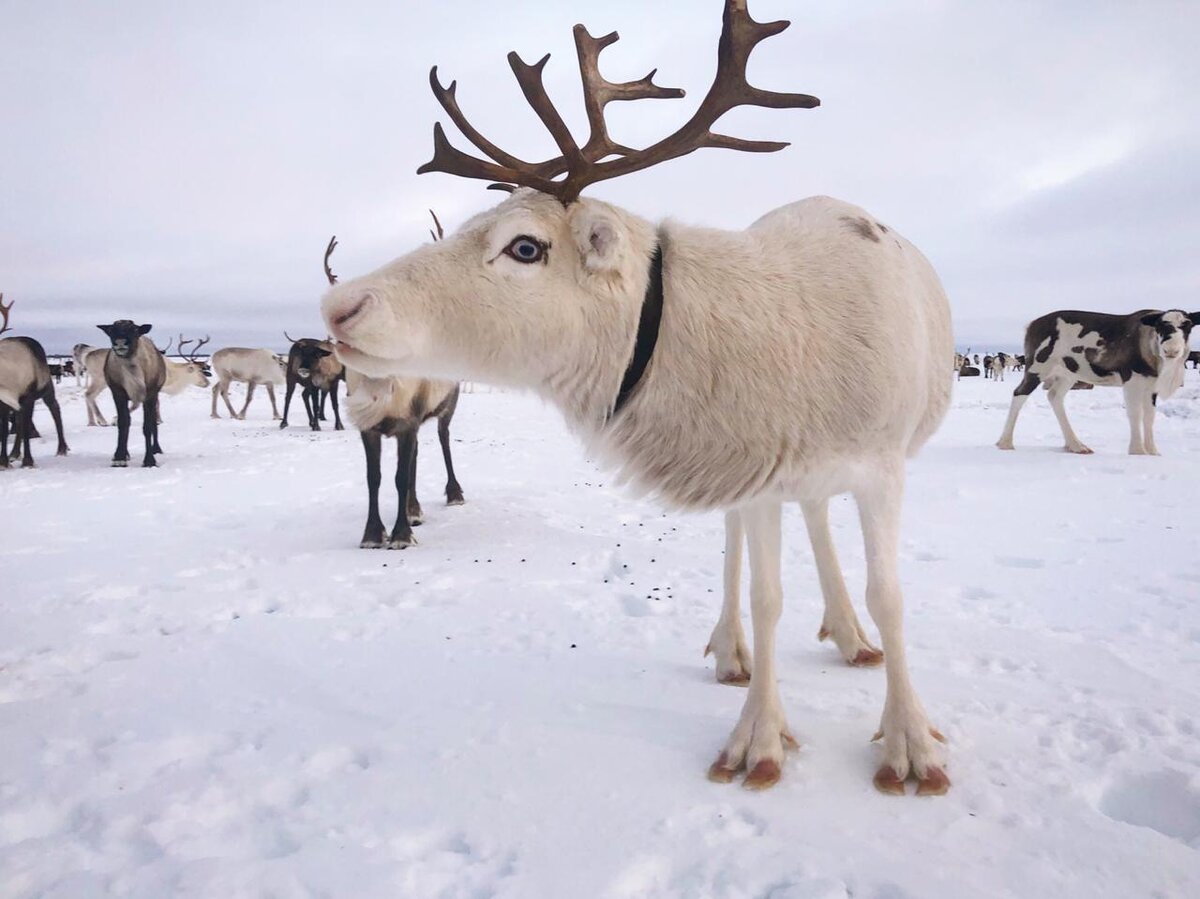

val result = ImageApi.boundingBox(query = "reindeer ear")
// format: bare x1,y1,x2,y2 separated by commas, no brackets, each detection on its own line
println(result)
1140,313,1162,327
569,206,626,273
138,324,153,335
97,324,114,336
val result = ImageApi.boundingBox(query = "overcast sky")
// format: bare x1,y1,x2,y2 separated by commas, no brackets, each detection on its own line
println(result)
2,0,1198,353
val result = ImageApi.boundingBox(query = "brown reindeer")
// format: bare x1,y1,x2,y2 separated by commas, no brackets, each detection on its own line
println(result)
97,320,166,467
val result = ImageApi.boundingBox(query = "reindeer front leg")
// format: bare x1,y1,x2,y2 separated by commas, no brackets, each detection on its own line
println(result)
141,394,159,466
437,413,465,505
388,430,419,548
1123,380,1148,454
708,500,797,789
266,383,281,420
280,378,296,429
111,389,132,466
359,431,386,548
329,380,344,431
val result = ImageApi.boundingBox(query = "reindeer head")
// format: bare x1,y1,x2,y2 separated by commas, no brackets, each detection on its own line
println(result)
321,0,817,392
175,334,212,383
1140,311,1195,361
98,320,151,358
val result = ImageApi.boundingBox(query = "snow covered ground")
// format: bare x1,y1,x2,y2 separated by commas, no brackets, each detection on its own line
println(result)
2,372,1200,898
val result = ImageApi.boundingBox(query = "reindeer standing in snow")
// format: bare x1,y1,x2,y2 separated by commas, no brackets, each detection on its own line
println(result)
320,0,953,794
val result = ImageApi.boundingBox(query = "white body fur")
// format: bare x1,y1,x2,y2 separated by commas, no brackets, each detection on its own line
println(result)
84,348,208,426
72,343,95,386
210,347,286,420
322,190,954,791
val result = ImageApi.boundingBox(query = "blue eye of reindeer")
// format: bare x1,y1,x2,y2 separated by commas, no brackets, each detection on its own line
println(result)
504,236,547,264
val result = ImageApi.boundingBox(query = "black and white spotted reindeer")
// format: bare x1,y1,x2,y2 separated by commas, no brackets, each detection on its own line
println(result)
997,309,1197,455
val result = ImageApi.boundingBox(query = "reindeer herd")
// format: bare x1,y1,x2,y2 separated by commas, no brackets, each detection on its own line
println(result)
2,0,1198,798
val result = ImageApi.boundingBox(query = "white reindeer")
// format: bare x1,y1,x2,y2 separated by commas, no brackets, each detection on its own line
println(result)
209,347,287,420
320,0,953,795
83,334,209,426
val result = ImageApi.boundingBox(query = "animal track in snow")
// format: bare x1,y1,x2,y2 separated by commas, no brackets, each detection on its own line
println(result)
1098,769,1200,845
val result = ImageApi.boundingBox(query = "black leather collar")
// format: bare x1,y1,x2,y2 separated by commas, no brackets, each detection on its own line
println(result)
611,243,663,420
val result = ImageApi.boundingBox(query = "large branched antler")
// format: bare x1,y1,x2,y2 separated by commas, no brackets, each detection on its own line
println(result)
178,334,210,363
418,0,819,204
0,294,12,336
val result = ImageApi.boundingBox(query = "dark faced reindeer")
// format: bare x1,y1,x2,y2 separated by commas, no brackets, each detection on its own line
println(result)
0,295,69,467
319,1,954,793
97,319,166,467
325,220,466,548
280,320,345,431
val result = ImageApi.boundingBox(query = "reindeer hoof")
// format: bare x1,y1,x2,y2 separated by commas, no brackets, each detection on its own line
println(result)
111,460,128,468
851,647,884,667
360,539,385,549
915,766,952,796
279,421,288,430
387,535,416,550
873,765,907,795
706,751,742,784
742,759,782,791
446,494,465,506
716,671,751,687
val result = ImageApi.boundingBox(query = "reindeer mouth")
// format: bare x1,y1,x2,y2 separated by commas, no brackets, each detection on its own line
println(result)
332,342,411,378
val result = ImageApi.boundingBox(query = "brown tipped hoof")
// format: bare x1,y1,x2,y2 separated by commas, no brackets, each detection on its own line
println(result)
915,766,951,796
930,727,947,744
743,759,782,791
873,765,907,795
706,752,741,784
717,671,751,687
817,626,830,642
781,732,800,751
850,647,884,667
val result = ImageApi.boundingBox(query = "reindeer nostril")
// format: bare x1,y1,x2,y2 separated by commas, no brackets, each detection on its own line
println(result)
334,296,370,328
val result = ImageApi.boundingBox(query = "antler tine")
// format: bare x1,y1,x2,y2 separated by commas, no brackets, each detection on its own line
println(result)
155,336,174,356
0,293,12,336
506,52,586,170
418,122,562,195
573,25,685,160
426,68,536,172
191,335,211,361
324,235,339,286
428,209,445,242
418,0,818,204
284,331,298,344
177,333,194,361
